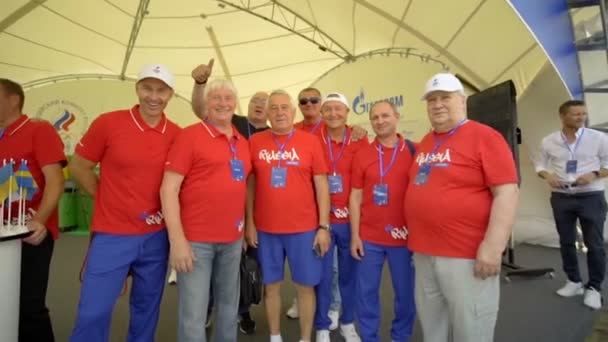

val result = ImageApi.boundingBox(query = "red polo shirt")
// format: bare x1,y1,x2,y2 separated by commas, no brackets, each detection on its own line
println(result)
164,121,251,243
0,115,66,239
405,121,518,258
319,127,369,224
75,105,180,235
295,119,325,136
249,129,329,234
351,135,414,246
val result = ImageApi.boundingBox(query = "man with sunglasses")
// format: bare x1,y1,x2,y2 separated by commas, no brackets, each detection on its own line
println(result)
295,88,325,134
295,88,367,140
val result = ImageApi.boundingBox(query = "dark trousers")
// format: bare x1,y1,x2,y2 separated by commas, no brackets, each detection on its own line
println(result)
551,191,607,290
19,233,55,342
208,247,257,316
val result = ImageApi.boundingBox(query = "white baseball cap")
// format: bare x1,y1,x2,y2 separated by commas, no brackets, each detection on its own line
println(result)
421,73,465,100
322,92,350,109
137,64,174,89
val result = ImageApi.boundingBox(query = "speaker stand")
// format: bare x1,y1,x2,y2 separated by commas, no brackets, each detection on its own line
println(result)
502,238,555,283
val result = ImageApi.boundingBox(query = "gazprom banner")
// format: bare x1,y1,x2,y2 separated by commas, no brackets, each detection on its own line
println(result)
23,80,196,155
508,0,583,99
311,55,446,140
351,88,404,116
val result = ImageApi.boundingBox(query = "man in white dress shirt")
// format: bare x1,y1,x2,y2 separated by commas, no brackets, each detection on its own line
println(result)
535,100,608,310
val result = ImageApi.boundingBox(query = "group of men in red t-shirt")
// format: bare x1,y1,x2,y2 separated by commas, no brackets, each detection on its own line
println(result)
1,62,519,342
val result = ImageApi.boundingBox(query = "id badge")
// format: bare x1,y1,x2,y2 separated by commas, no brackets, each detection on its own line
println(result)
271,167,287,188
373,184,389,206
328,174,343,194
230,159,245,181
566,160,578,174
414,164,432,186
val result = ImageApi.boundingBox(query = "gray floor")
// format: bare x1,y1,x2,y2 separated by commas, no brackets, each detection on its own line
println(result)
48,235,603,341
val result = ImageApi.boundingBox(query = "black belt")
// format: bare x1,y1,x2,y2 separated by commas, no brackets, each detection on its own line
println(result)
551,190,604,198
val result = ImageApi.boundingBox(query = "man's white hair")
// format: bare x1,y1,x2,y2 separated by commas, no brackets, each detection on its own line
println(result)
203,78,238,100
267,89,295,110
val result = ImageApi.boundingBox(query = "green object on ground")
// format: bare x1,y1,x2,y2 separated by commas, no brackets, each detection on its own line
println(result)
58,190,78,231
69,190,94,236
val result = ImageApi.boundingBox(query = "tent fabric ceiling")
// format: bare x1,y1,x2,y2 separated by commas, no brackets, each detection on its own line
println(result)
0,0,564,108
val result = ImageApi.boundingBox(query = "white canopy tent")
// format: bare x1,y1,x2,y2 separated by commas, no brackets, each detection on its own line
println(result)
1,0,604,247
1,0,588,109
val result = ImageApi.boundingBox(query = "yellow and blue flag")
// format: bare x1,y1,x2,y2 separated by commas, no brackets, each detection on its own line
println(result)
0,163,17,203
15,161,38,200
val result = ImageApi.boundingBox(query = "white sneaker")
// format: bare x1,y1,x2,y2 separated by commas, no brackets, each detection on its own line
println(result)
269,334,283,342
286,298,299,319
556,280,584,297
339,323,361,342
167,269,177,285
316,330,331,342
584,287,603,310
328,309,339,330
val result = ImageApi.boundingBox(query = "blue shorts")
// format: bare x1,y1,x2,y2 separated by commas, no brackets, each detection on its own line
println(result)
257,230,322,286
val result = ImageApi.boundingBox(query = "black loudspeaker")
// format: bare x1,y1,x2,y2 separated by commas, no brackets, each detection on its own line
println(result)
465,79,555,282
466,80,520,178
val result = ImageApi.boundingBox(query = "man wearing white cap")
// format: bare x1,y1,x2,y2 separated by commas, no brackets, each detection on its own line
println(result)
313,93,365,342
68,64,181,341
404,73,519,342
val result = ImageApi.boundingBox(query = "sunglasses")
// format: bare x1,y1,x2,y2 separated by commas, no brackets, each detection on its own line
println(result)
299,97,321,105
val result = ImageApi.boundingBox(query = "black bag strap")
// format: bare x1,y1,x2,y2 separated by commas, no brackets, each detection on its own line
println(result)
404,139,416,156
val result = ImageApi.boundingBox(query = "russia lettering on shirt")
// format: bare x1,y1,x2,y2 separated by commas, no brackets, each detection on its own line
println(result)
258,148,301,164
405,120,518,258
249,129,328,234
415,149,452,167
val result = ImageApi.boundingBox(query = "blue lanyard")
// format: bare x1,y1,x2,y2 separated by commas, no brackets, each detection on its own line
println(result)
326,128,349,175
310,119,322,134
271,129,295,167
247,121,252,138
560,128,584,160
428,119,467,157
228,136,238,159
0,128,5,140
378,139,401,183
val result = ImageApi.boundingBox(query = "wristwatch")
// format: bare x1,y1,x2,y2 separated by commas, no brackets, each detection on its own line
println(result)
317,224,331,232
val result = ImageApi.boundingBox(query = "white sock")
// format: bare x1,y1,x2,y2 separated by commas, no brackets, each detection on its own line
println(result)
270,334,283,342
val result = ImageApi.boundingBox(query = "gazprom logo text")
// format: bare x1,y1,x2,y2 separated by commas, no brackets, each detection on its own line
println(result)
352,88,404,115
